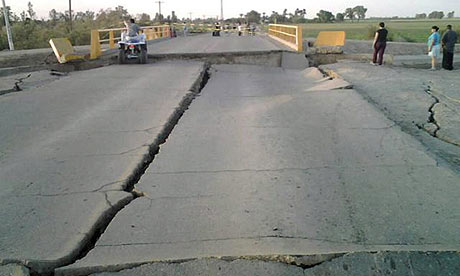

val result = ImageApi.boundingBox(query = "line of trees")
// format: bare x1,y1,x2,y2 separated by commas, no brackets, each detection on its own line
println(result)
311,6,368,24
244,9,308,24
238,6,368,25
415,11,455,19
0,2,187,51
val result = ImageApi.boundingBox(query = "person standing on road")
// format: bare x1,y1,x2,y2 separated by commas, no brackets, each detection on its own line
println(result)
428,26,441,70
183,23,189,37
442,25,458,70
371,22,388,66
238,22,243,36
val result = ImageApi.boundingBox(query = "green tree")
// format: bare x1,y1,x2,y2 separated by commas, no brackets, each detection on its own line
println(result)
415,13,427,19
136,13,151,24
291,8,307,23
316,10,335,23
353,6,367,21
27,2,36,20
269,11,281,23
153,13,164,22
345,8,355,22
49,9,59,23
245,10,261,24
336,13,344,22
447,11,455,18
171,11,178,23
428,11,444,19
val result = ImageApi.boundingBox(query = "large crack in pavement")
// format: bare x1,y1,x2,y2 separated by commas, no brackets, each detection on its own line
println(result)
417,82,460,148
320,65,460,171
0,73,32,96
33,64,211,276
73,251,460,276
417,84,441,138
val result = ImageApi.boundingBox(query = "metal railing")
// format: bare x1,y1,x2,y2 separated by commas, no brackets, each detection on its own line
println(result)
268,24,303,52
90,25,171,59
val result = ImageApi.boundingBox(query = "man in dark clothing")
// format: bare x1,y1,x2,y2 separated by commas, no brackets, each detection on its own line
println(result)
442,25,458,70
372,22,388,66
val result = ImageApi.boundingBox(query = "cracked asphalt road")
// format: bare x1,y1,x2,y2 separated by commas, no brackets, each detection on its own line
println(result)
0,61,207,274
56,65,460,275
1,58,460,276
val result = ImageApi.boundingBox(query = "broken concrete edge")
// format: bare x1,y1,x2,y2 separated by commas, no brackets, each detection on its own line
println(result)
56,62,211,274
116,62,210,195
54,251,460,276
307,53,396,67
317,67,343,81
320,66,460,173
0,63,211,276
55,254,343,276
148,50,292,68
0,263,31,276
0,192,133,276
148,50,284,58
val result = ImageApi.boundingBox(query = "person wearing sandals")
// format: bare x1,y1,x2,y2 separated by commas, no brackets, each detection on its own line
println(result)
428,26,441,70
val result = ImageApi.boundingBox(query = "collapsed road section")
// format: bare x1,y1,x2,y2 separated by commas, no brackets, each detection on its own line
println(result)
0,61,209,275
56,65,460,276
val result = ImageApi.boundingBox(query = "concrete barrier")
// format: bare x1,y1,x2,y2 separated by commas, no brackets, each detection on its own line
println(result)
314,31,346,47
49,38,88,64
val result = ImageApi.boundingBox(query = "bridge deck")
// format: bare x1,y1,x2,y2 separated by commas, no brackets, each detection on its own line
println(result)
148,34,290,54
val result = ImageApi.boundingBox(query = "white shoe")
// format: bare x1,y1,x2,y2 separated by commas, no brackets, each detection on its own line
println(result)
370,62,377,66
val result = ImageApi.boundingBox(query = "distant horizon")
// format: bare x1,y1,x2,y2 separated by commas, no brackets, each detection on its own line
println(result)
5,0,460,21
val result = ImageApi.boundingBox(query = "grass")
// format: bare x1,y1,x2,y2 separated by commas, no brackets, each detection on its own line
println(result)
301,19,460,43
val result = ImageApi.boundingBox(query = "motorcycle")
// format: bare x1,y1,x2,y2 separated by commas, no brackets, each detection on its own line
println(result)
118,34,147,64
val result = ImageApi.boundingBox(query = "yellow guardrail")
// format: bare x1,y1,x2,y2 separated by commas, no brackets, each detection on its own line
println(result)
90,25,171,59
314,31,346,47
268,24,303,52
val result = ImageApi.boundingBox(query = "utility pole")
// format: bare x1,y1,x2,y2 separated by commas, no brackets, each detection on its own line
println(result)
220,0,224,24
188,12,192,22
68,0,72,30
1,0,14,50
155,1,164,17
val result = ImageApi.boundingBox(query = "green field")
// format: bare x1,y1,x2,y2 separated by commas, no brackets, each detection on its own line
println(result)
301,19,460,43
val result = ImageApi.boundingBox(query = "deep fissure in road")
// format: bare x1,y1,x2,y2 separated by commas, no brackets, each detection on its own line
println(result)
41,64,212,276
415,84,442,139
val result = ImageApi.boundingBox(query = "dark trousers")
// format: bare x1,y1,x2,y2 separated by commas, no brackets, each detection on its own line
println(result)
373,42,386,65
442,49,454,70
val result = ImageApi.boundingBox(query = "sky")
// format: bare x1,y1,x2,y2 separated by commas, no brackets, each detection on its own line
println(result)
5,0,460,20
